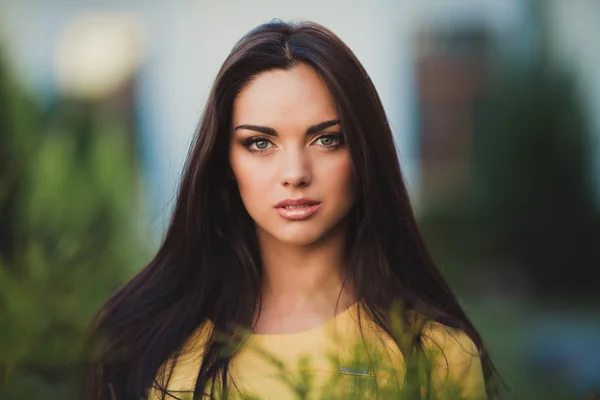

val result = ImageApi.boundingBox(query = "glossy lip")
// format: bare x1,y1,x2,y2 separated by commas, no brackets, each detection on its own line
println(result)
274,198,321,221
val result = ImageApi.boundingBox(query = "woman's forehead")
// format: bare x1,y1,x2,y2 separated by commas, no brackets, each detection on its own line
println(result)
232,64,337,130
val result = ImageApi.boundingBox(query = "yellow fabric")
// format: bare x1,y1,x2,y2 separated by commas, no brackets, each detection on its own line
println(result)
149,304,487,399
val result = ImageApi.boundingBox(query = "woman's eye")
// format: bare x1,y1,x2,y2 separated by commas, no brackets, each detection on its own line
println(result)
249,139,272,151
315,134,341,147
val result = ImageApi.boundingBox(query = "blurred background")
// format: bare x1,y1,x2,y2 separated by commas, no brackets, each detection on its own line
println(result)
1,0,599,399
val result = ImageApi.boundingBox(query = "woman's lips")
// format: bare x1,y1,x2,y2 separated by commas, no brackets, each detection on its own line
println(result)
275,204,320,220
274,199,321,220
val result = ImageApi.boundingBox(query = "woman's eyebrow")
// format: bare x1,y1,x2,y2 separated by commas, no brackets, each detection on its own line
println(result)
234,124,277,136
234,119,340,137
306,119,340,135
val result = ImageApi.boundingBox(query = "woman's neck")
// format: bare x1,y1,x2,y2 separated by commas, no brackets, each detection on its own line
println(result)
253,225,356,333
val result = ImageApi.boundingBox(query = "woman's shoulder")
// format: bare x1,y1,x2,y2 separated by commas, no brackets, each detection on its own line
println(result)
420,320,487,399
354,308,487,399
421,320,480,357
150,321,215,398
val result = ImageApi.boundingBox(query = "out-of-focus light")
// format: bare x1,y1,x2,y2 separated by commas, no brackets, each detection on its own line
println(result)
54,12,146,101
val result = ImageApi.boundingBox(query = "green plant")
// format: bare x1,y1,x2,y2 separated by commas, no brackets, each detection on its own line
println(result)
0,51,148,399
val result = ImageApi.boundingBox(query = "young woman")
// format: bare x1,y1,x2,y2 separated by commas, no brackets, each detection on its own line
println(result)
84,20,502,400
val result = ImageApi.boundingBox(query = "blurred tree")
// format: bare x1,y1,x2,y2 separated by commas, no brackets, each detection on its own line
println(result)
418,4,600,300
469,58,600,298
0,50,148,399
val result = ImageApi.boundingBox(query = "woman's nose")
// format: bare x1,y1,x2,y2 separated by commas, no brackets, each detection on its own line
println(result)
280,149,312,188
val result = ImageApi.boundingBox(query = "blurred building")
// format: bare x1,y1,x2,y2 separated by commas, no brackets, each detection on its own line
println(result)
1,0,599,231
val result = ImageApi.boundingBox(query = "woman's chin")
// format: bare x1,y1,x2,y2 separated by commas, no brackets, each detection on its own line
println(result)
281,235,325,247
259,223,343,248
271,230,325,247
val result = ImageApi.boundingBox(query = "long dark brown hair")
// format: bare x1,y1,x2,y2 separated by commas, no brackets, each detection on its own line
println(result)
84,20,502,400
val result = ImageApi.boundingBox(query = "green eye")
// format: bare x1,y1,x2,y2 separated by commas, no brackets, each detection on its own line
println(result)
241,136,273,152
254,140,270,150
320,137,334,145
247,139,272,151
316,134,340,147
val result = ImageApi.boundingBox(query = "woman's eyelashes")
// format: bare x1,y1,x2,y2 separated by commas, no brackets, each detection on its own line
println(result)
241,133,345,153
242,136,273,152
314,133,344,149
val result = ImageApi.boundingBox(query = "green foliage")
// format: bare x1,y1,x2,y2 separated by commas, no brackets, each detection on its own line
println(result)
419,51,600,298
469,61,600,296
0,51,148,398
416,11,600,398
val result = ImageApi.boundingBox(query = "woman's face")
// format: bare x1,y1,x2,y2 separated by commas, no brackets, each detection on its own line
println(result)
229,63,355,247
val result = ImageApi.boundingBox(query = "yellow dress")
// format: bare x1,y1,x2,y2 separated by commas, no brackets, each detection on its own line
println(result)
150,303,487,399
